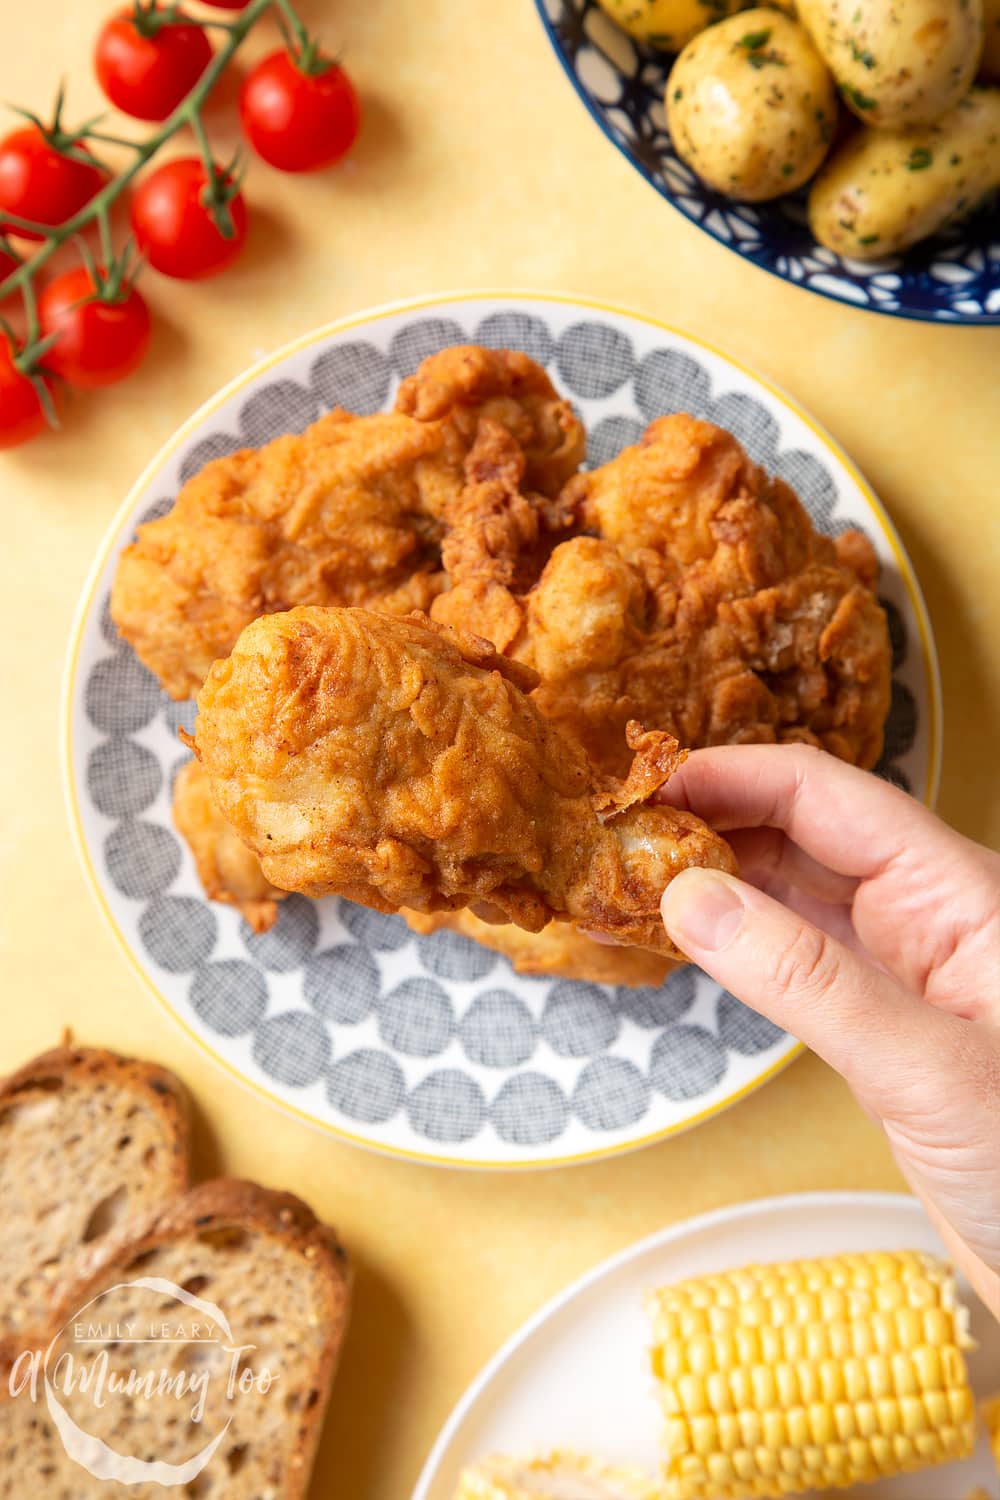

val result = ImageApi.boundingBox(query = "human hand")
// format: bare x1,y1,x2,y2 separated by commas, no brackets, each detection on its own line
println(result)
659,745,1000,1319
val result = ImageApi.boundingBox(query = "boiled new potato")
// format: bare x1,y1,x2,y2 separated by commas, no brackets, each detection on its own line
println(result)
595,0,759,52
809,87,1000,257
666,9,838,200
797,0,984,129
981,0,1000,80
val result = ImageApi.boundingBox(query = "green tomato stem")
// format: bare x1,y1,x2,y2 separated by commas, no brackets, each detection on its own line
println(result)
0,0,276,303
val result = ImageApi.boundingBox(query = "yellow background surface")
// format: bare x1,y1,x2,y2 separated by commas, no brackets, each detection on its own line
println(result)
2,1,998,1495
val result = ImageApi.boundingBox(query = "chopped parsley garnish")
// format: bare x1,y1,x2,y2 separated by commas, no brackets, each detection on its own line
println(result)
949,152,962,165
849,40,876,67
906,146,933,170
781,162,794,176
841,83,877,110
738,27,772,49
858,233,880,244
673,86,683,100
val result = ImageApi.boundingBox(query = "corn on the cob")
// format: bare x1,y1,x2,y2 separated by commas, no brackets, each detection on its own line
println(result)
453,1451,662,1500
646,1250,976,1500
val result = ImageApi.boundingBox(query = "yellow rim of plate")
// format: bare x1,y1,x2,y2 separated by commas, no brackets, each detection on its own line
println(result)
60,289,941,1172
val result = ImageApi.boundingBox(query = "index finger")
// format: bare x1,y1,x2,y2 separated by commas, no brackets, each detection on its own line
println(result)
659,743,937,880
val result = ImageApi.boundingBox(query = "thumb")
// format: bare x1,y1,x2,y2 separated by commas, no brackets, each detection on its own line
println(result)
660,867,962,1114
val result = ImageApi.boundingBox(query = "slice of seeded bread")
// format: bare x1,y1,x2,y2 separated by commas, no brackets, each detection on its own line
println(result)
0,1046,190,1338
0,1178,351,1499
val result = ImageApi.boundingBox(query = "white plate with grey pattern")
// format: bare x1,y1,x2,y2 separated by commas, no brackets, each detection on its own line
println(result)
62,293,942,1169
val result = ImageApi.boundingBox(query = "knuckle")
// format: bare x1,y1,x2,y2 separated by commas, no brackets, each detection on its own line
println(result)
766,922,838,999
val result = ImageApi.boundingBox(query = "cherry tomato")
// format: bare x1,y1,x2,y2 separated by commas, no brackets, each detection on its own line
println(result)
239,51,360,172
0,247,18,286
38,265,151,389
0,126,107,240
0,335,50,449
198,0,251,7
95,7,212,121
130,157,247,279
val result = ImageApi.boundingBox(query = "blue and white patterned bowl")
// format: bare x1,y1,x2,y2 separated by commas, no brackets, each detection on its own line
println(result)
536,0,1000,323
63,294,941,1168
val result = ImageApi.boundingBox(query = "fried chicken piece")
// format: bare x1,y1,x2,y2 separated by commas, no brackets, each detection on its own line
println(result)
433,413,891,776
548,413,891,771
395,344,585,497
111,409,460,701
173,760,285,933
190,607,736,959
112,346,585,702
402,907,677,987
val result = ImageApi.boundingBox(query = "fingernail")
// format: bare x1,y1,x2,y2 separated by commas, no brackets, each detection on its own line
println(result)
661,868,744,952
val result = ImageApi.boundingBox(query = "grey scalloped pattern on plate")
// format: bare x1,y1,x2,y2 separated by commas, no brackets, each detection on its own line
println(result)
68,301,933,1165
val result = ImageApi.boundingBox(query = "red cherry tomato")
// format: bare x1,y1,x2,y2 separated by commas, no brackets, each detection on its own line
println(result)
38,265,151,389
0,126,107,239
0,247,18,286
0,335,50,449
130,157,247,279
198,0,251,7
95,7,213,121
239,51,360,172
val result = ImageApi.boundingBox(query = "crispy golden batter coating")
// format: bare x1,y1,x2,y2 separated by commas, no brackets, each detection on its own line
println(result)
112,347,585,703
191,608,736,959
434,413,891,777
111,409,458,701
394,344,585,498
173,760,285,933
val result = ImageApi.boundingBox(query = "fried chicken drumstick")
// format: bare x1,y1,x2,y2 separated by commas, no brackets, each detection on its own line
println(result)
189,607,737,959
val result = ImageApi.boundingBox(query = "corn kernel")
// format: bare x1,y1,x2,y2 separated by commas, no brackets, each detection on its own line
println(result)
876,1396,901,1435
751,1365,777,1410
833,1402,856,1442
691,1415,718,1455
707,1370,732,1414
737,1410,763,1448
735,1327,760,1365
819,1359,845,1403
716,1413,741,1452
762,1412,787,1449
679,1373,709,1415
854,1400,877,1437
682,1308,710,1339
847,1437,874,1477
867,1354,892,1399
706,1453,734,1486
795,1361,820,1403
732,1448,756,1481
778,1446,802,1476
774,1363,798,1407
898,1307,925,1350
869,1433,893,1471
828,1321,851,1360
806,1403,833,1445
825,1441,848,1475
875,1280,905,1312
900,1394,926,1435
891,1351,919,1398
663,1417,689,1456
871,1311,896,1353
786,1407,809,1448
